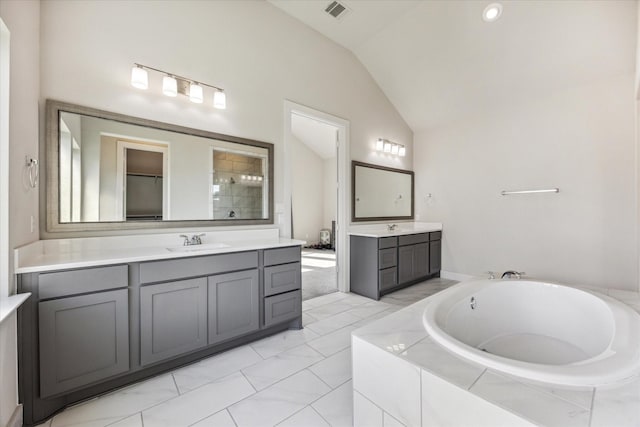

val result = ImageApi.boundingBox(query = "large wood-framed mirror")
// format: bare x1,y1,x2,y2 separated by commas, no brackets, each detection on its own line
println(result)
351,160,414,222
45,100,274,233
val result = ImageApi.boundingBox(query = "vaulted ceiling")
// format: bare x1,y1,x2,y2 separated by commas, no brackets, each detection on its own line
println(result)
269,0,637,132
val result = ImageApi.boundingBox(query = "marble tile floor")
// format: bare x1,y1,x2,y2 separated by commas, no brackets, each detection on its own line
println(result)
37,278,456,427
301,249,337,301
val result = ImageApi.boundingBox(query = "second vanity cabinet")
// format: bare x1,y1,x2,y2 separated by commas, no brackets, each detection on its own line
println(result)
18,245,302,426
350,231,442,300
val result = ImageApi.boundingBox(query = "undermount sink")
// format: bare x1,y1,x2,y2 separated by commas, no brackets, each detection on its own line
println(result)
166,242,230,252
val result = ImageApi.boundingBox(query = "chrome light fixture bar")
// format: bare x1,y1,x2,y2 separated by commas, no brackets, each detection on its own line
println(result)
131,63,226,109
376,138,406,157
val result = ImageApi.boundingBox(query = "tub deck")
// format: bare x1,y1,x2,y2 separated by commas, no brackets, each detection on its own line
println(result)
352,286,640,427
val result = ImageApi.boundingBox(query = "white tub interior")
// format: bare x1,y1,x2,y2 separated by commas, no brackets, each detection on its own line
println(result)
423,279,640,386
443,281,615,364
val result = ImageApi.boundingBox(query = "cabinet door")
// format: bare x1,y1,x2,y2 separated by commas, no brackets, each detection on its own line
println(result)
39,289,129,398
430,239,442,275
140,278,208,366
413,242,429,279
398,245,415,284
208,270,260,345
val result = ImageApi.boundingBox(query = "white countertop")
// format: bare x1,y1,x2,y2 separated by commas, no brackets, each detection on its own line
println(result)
348,222,442,238
15,228,305,274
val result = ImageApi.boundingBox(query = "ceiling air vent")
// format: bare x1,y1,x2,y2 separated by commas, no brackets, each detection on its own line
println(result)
324,1,350,20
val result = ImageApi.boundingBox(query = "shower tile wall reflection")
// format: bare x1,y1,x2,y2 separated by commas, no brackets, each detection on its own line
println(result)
212,151,264,219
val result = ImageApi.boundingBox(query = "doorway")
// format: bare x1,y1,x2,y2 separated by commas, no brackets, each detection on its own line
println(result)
115,140,168,221
284,101,350,299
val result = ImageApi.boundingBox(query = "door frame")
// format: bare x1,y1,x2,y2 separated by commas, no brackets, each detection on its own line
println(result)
115,140,169,221
283,101,350,292
0,18,10,297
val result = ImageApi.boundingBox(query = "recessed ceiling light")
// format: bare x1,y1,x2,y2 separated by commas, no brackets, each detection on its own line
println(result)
483,3,502,22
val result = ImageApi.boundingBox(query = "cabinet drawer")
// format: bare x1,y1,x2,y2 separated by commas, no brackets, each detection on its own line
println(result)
378,248,397,270
379,267,397,292
139,251,258,284
378,237,398,249
39,289,129,398
264,246,301,266
39,265,128,299
398,233,429,246
264,290,301,327
429,231,442,241
264,262,301,297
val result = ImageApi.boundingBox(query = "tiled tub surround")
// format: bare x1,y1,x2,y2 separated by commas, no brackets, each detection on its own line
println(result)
15,228,302,273
352,286,640,427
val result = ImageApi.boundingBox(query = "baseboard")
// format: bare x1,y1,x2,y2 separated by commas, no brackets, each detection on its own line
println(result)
7,404,22,427
440,270,474,282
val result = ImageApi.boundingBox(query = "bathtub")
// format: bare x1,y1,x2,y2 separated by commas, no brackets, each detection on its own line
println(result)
422,279,640,386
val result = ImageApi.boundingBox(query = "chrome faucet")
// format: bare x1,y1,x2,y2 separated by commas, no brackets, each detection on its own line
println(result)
387,224,398,231
180,233,205,246
501,270,525,279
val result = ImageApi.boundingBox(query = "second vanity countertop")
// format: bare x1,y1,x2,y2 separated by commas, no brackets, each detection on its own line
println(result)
15,228,305,274
348,222,442,238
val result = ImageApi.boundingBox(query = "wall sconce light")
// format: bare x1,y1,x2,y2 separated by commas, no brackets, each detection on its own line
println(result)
130,63,226,109
376,138,406,157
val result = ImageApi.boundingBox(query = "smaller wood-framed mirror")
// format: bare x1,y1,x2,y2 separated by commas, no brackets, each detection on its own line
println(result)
351,161,414,222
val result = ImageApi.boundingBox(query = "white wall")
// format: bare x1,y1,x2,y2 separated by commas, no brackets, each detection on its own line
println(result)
39,0,414,238
415,74,638,291
0,1,40,425
291,135,324,242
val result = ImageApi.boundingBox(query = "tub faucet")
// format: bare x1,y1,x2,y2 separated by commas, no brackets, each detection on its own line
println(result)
501,270,525,279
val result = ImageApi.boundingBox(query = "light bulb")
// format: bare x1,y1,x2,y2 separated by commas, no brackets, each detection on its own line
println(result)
399,146,406,157
483,3,502,22
189,83,203,103
391,144,399,155
213,90,226,109
162,75,177,97
383,142,392,153
376,139,384,151
131,66,148,90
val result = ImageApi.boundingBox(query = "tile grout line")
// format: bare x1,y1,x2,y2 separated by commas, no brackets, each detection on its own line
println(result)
588,388,596,427
171,373,181,395
306,367,335,390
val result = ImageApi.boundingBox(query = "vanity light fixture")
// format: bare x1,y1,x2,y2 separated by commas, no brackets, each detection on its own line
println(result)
130,63,226,109
376,138,406,157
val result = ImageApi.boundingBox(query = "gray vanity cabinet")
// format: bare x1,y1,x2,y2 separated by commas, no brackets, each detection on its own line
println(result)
38,288,129,398
140,278,208,366
350,231,441,300
208,270,260,345
19,247,303,427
